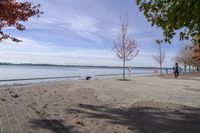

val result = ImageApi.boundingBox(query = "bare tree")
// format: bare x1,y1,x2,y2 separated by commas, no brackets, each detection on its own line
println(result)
152,44,165,76
174,46,195,72
113,16,139,80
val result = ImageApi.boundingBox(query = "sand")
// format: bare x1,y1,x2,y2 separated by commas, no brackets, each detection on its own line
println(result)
0,73,200,133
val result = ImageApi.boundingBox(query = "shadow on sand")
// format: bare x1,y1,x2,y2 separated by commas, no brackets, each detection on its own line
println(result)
30,119,81,133
66,102,200,133
117,79,132,81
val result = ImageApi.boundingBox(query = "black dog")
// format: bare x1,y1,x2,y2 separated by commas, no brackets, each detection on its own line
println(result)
86,76,91,80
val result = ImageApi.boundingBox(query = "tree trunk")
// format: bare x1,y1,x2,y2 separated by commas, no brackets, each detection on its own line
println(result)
189,65,191,72
160,64,162,76
123,57,125,80
184,63,186,73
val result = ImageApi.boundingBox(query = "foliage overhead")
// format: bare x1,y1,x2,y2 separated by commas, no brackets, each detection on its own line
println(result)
0,0,42,42
136,0,200,44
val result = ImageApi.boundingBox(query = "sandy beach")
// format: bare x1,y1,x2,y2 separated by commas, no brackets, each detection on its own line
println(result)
0,73,200,133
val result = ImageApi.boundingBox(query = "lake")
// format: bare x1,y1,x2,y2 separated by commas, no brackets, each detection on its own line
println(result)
0,65,158,85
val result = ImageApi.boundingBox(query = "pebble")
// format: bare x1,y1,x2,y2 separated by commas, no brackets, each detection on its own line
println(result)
75,121,85,126
11,94,19,98
1,98,6,101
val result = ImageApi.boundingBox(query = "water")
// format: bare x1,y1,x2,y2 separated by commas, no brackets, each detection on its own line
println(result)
0,65,156,85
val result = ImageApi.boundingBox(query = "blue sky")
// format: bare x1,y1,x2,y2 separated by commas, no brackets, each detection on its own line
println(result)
0,0,190,67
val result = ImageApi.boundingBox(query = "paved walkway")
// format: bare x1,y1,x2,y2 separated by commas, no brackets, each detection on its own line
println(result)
0,75,200,133
0,89,70,133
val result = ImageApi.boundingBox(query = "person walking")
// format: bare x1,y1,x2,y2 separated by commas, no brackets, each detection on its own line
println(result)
173,63,181,78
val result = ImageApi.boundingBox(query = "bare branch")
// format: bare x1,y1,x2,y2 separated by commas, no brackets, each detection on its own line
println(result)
113,15,139,79
152,44,165,76
174,45,198,71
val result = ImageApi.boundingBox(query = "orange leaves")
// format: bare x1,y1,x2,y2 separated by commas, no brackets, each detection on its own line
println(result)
193,45,200,61
192,36,200,62
16,23,26,31
0,0,41,42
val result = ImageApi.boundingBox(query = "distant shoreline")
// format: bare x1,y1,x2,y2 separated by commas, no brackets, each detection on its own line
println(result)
0,62,172,69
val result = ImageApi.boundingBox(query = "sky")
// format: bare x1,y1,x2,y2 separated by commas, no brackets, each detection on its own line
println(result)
0,0,191,67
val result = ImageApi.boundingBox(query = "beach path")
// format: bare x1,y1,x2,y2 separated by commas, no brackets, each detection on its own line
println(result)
0,74,200,133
